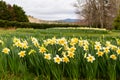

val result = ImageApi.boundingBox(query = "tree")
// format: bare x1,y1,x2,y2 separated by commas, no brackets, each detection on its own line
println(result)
0,1,29,22
75,0,120,29
13,5,29,22
0,1,11,20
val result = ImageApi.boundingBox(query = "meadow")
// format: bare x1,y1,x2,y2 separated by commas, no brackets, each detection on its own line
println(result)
0,28,120,80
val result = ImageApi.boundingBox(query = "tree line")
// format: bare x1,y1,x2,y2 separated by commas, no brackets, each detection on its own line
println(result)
0,1,28,22
75,0,120,29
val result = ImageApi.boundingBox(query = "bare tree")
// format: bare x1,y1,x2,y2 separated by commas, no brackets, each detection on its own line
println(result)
75,0,120,29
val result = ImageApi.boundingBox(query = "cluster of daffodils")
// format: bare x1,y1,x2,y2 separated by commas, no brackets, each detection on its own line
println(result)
43,37,77,64
31,37,40,47
94,41,119,61
13,37,29,49
1,37,120,64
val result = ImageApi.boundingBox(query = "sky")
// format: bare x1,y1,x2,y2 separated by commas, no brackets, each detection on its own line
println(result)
4,0,79,20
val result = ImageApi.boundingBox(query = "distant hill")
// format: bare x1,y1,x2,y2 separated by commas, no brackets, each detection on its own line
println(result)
58,18,80,22
28,16,46,23
28,16,80,25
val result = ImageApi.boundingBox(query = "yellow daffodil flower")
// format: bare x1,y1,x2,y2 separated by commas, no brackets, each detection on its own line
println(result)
116,48,120,55
57,37,67,46
54,55,62,64
67,51,75,58
96,51,104,57
70,38,78,46
18,51,26,58
39,46,47,54
86,54,95,63
110,54,117,60
44,53,51,60
62,55,69,63
2,48,10,54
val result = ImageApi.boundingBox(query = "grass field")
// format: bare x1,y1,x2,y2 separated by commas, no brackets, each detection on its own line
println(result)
0,28,119,38
0,28,120,80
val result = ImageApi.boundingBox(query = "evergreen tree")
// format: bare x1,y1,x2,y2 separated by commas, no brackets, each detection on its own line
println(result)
0,1,29,22
0,1,11,20
7,4,15,21
13,5,29,22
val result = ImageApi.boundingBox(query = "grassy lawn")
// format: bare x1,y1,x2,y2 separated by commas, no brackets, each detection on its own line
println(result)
0,28,119,38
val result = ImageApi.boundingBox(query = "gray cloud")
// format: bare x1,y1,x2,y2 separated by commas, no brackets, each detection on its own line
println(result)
4,0,77,20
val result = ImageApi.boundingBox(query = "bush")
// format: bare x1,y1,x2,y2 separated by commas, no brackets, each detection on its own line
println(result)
0,19,81,29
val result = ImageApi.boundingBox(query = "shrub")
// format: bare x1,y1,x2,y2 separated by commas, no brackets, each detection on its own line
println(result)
0,19,80,29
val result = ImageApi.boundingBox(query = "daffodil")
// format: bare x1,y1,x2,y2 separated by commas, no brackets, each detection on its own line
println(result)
39,46,47,54
83,45,89,51
67,51,75,58
62,55,69,63
13,37,21,47
33,42,39,47
18,41,29,49
28,49,36,55
2,48,10,54
31,37,38,42
62,51,66,56
49,37,57,45
110,54,117,60
111,45,117,51
44,39,52,46
31,37,39,47
103,47,110,54
86,54,95,63
13,39,29,49
84,53,87,58
63,44,69,50
13,37,20,43
68,47,76,52
22,40,29,49
96,51,104,57
44,53,51,60
83,40,89,45
95,45,102,51
105,41,111,47
116,39,120,45
18,51,26,58
53,55,62,64
116,48,120,55
0,40,4,45
95,41,101,46
70,38,78,46
57,37,67,46
79,40,84,47
13,41,20,47
44,37,57,46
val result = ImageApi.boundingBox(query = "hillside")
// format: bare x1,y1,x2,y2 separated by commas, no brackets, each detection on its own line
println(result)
28,16,79,25
28,16,46,23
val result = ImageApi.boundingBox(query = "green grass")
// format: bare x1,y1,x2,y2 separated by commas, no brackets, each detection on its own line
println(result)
0,28,119,38
0,28,119,79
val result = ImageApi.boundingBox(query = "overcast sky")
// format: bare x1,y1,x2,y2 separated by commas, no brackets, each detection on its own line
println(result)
4,0,79,20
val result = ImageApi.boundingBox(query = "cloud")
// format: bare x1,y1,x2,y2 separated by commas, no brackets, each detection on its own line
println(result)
4,0,77,20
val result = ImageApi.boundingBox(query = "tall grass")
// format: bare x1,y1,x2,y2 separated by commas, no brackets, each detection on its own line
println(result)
0,28,119,79
0,34,119,79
